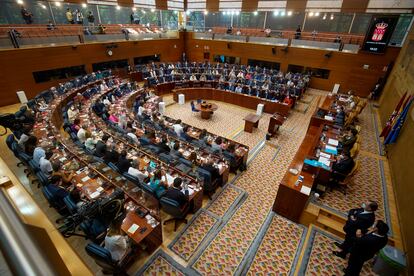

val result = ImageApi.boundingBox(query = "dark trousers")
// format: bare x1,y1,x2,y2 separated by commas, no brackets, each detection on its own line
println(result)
345,253,365,276
341,232,356,255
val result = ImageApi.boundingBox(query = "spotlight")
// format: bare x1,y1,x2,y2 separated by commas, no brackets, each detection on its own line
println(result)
281,11,286,16
54,1,61,7
309,12,314,17
16,0,24,4
186,10,191,15
235,11,240,15
82,3,87,8
287,11,292,16
253,11,258,16
273,11,279,16
142,10,146,14
323,13,327,20
231,11,235,15
116,5,121,10
151,8,155,12
204,10,208,15
173,10,178,14
315,12,320,16
330,14,334,20
132,7,136,11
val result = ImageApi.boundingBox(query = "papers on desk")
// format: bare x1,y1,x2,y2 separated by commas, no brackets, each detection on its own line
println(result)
96,187,104,192
81,176,90,182
320,151,331,159
102,166,111,172
127,224,139,234
90,191,100,199
115,176,122,182
328,138,339,146
325,145,338,155
318,157,331,167
324,115,334,121
300,186,311,195
59,157,67,162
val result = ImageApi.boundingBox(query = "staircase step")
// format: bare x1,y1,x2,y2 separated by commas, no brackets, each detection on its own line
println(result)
316,214,345,237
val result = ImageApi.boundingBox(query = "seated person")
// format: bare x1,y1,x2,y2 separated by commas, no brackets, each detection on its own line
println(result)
163,177,189,207
173,119,184,137
85,132,97,151
77,125,88,143
67,105,79,124
39,150,54,177
108,111,119,124
126,127,139,144
17,129,30,148
50,161,75,187
201,158,221,184
104,143,120,164
181,126,192,141
331,152,355,182
283,95,293,105
95,134,109,157
70,118,81,133
116,150,131,174
128,159,149,182
69,188,86,208
211,137,223,154
170,142,182,159
155,136,170,153
24,135,38,156
340,127,358,151
148,169,168,198
104,218,130,262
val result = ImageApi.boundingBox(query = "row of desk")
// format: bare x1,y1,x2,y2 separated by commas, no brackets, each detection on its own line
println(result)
171,87,292,117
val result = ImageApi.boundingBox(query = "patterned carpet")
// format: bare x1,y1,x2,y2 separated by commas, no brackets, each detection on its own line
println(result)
135,90,393,275
298,226,377,276
136,250,190,275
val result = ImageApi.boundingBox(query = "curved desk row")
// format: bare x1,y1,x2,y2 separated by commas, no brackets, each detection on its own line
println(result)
172,88,292,117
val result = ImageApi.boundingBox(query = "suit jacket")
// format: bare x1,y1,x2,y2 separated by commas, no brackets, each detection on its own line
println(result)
333,157,354,175
94,141,107,157
201,164,220,182
344,208,375,236
104,149,119,164
116,156,131,174
350,232,388,261
163,187,188,207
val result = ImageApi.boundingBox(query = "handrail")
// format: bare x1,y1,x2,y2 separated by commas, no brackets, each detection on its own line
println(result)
0,176,61,276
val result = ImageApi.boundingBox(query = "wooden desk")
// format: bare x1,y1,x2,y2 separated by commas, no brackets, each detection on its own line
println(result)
243,113,261,133
195,102,218,119
170,87,292,117
268,113,286,136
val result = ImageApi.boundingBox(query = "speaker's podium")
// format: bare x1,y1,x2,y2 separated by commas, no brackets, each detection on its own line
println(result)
267,113,286,137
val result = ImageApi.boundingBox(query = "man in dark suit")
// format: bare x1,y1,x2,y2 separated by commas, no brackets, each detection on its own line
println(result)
103,143,119,164
344,220,389,276
94,134,109,158
201,158,222,184
116,150,131,174
333,200,378,259
163,178,188,208
332,151,355,182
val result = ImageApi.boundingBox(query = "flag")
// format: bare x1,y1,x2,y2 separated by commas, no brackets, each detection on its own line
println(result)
384,95,414,145
380,92,407,137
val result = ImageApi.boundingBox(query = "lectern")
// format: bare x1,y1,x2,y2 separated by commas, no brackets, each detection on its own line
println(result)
267,113,286,136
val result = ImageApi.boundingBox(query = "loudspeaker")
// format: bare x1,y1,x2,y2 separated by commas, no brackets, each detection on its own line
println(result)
325,51,333,58
272,47,276,55
227,43,231,49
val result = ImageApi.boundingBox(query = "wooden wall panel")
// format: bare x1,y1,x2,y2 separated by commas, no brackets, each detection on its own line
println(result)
118,0,134,7
206,0,220,12
0,35,184,106
378,25,414,274
341,0,370,13
186,34,400,97
242,0,259,12
286,0,307,11
155,0,168,10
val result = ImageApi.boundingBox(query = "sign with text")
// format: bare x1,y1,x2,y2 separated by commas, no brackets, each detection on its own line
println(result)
362,15,398,54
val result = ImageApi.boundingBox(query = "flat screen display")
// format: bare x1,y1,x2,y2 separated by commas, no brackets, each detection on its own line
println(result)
362,15,398,54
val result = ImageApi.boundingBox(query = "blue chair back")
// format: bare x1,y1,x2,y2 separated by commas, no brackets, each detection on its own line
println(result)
179,157,193,167
85,243,117,273
108,162,119,173
6,134,15,150
123,172,142,187
63,195,78,215
160,197,185,218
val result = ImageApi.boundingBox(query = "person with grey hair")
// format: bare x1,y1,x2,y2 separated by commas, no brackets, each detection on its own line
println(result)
127,159,149,182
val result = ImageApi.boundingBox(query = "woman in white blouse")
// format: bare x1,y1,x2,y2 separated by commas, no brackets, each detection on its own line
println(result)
104,219,130,262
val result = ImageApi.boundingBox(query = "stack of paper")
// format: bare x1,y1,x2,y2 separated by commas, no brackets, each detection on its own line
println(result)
324,115,334,121
320,151,331,158
318,156,331,167
328,138,339,146
127,224,139,234
325,145,338,155
300,186,311,195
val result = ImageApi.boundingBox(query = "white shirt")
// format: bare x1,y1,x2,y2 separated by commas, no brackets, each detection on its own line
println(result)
33,147,45,164
128,167,148,182
85,138,97,150
127,132,139,143
77,128,87,143
173,124,184,136
18,133,29,147
104,235,128,262
39,157,53,176
190,75,197,81
67,108,78,123
138,106,144,116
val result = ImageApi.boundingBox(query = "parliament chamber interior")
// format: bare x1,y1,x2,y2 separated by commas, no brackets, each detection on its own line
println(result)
0,0,414,275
